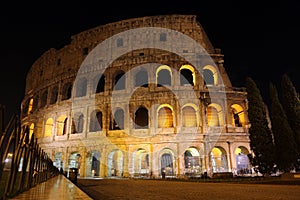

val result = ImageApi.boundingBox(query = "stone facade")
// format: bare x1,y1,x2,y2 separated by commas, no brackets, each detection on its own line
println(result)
21,15,251,178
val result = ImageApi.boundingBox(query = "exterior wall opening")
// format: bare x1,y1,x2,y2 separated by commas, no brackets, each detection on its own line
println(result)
161,152,174,176
86,150,101,177
210,147,228,173
108,150,123,177
90,111,102,132
184,147,201,177
182,106,197,127
68,152,81,176
180,68,194,86
158,106,173,128
157,68,171,86
95,75,105,93
235,146,251,175
54,152,63,172
133,149,149,176
134,107,149,129
135,70,148,87
114,71,126,90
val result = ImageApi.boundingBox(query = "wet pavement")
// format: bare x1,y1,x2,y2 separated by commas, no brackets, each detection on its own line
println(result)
9,175,92,200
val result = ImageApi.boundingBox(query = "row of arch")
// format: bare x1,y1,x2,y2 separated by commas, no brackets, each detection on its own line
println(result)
36,102,245,138
53,146,251,177
23,64,219,116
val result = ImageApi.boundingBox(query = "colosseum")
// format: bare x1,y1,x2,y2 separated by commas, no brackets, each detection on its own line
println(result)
21,14,251,178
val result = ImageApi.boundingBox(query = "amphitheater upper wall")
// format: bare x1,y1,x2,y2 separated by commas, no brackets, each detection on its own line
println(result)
25,14,220,94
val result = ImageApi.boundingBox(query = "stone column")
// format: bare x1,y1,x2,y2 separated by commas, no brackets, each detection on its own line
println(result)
178,153,185,178
227,141,232,172
122,149,129,177
127,150,133,177
80,148,87,177
151,147,159,177
100,147,108,177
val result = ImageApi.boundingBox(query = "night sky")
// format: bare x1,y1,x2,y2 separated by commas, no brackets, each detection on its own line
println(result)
0,0,299,124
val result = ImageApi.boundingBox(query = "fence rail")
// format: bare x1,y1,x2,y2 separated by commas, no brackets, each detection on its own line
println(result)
0,105,58,200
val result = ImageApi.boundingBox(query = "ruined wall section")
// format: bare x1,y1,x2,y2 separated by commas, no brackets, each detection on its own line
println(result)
25,15,219,94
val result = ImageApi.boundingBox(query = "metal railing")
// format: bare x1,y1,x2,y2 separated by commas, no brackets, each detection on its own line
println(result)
0,106,59,199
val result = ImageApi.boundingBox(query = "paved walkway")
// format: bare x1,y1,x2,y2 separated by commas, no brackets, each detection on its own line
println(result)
9,175,92,200
77,178,300,200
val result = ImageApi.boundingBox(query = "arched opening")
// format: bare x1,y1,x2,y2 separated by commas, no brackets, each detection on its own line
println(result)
56,115,68,136
68,152,81,176
53,152,63,172
210,147,228,173
75,77,87,97
160,150,174,176
180,65,196,85
133,149,149,176
180,68,193,86
108,150,123,177
134,107,149,129
112,109,124,130
44,118,53,137
231,104,245,127
114,71,126,90
72,113,84,133
95,75,105,93
207,106,219,126
135,70,148,87
182,106,197,127
158,106,173,128
235,146,251,175
203,69,214,85
61,82,72,100
40,90,48,108
207,104,224,127
86,150,101,177
203,65,218,86
50,86,58,105
184,147,201,177
157,66,171,86
89,110,102,132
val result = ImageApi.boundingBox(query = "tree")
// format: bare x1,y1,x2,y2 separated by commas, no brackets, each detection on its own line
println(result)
281,74,300,153
269,82,299,171
246,77,275,175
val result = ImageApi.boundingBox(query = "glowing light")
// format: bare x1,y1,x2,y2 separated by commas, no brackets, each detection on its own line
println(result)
27,98,33,114
45,118,54,137
235,147,242,155
180,65,196,86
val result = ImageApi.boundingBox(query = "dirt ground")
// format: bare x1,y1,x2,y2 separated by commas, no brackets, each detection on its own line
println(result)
77,178,300,200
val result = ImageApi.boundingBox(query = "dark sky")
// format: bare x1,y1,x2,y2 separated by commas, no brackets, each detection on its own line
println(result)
0,0,299,124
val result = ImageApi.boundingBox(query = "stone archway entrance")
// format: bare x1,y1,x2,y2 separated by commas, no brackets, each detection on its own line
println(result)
133,148,149,177
53,152,63,171
86,150,101,177
235,146,251,175
108,150,123,177
210,147,228,173
160,149,175,177
68,152,81,176
184,147,201,177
